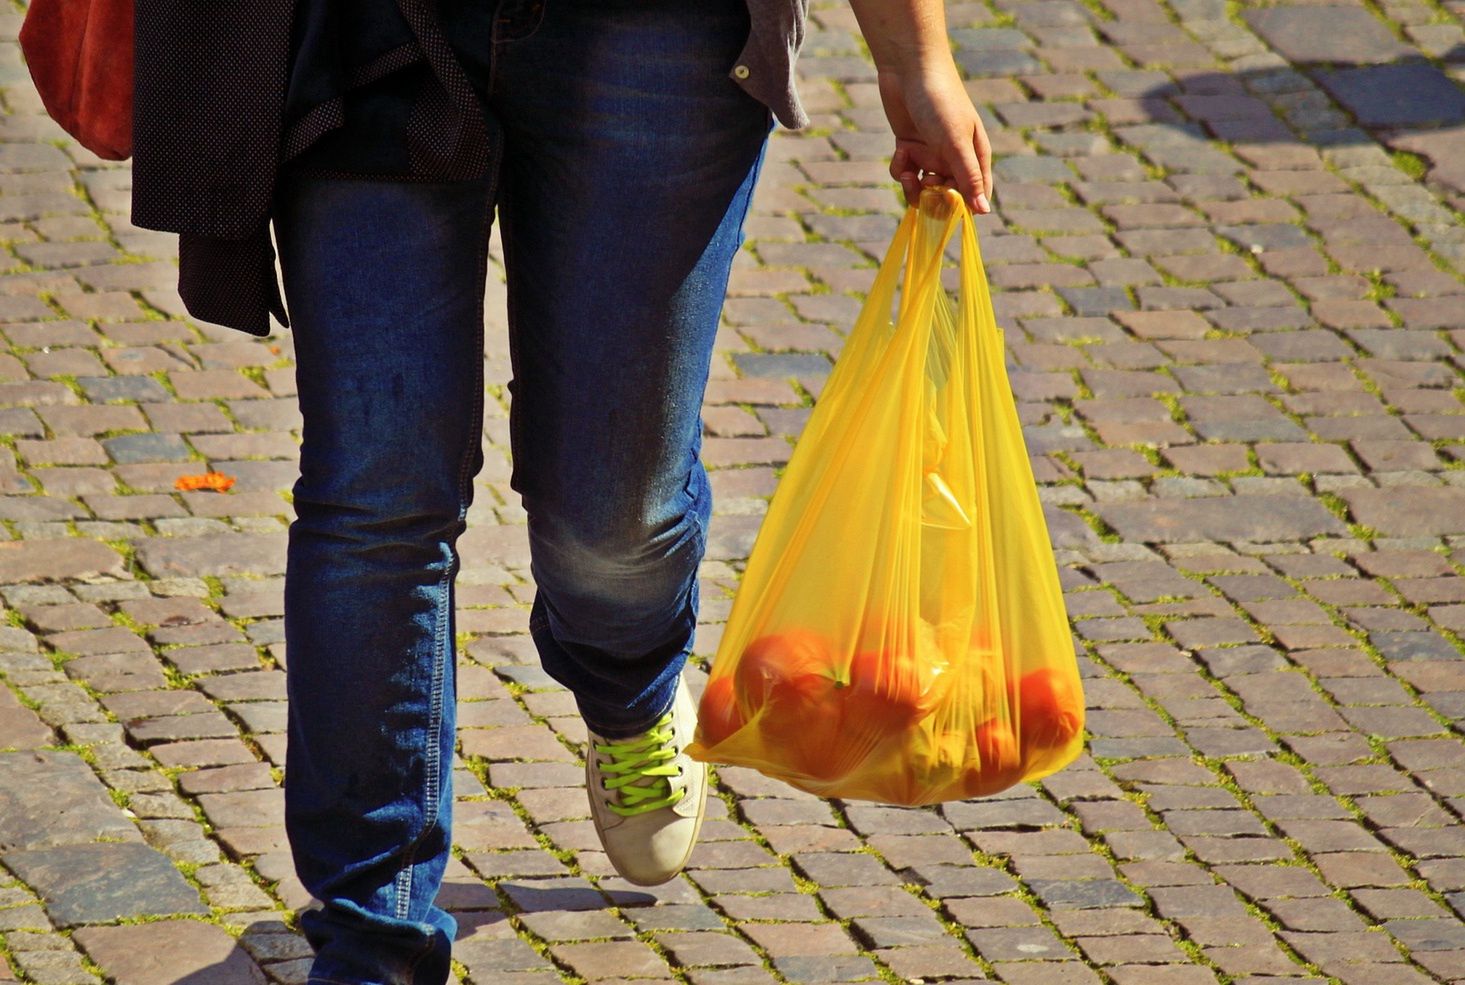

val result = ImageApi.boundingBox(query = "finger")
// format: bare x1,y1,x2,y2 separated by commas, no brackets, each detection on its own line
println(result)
949,126,989,215
891,147,921,207
975,118,995,213
899,171,921,207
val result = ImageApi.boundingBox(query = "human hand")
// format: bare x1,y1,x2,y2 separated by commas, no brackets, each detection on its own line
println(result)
877,62,994,216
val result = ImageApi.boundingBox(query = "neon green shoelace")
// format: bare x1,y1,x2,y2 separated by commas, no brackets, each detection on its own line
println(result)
593,712,685,817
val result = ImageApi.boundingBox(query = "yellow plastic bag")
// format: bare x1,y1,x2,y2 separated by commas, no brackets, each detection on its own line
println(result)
688,188,1084,805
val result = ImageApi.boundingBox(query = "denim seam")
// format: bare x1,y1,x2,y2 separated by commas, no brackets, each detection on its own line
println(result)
488,0,547,93
528,605,549,636
686,470,707,546
393,550,452,922
495,5,546,46
729,114,771,261
392,864,414,923
394,165,499,940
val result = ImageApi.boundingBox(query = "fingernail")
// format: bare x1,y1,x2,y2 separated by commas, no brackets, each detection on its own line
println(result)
976,193,991,213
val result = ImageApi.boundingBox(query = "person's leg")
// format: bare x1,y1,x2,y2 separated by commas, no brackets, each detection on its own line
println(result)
274,171,494,985
492,0,771,739
488,0,770,886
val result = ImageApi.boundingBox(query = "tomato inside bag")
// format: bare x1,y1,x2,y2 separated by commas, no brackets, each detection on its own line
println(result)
688,189,1084,805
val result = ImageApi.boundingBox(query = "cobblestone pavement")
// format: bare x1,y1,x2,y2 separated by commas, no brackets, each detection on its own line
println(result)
1,0,1464,982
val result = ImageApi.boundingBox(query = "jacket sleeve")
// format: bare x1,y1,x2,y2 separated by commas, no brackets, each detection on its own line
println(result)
131,0,294,239
131,0,294,334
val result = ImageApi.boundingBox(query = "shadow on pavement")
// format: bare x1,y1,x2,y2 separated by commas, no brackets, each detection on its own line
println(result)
1135,40,1465,196
159,953,271,985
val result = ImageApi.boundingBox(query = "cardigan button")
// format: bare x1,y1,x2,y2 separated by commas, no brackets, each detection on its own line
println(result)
733,64,751,80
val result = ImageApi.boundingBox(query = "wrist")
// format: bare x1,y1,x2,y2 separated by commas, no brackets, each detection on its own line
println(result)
876,53,963,100
870,37,953,77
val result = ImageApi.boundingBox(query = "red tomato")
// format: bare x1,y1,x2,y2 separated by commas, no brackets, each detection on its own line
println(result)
1012,667,1083,752
975,717,1019,766
757,687,846,782
735,629,833,714
737,629,846,781
697,674,744,747
844,648,929,732
898,727,969,804
961,717,1023,797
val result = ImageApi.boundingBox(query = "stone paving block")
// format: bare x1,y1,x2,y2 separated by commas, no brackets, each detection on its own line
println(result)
967,924,1072,962
177,762,277,796
768,953,881,983
46,626,149,657
551,940,671,980
1318,63,1465,129
1093,495,1345,544
99,688,215,721
0,684,52,748
989,961,1104,985
72,920,267,984
61,651,168,693
0,539,124,583
101,432,192,464
877,943,984,979
6,6,1465,982
135,531,289,578
126,710,241,745
1312,851,1414,889
1372,630,1461,662
1027,879,1145,910
1255,442,1358,475
9,947,98,985
1379,824,1465,860
4,842,206,926
1341,487,1465,537
456,930,555,975
652,931,762,969
712,892,823,924
75,374,171,403
1383,919,1465,952
0,750,141,851
195,788,285,830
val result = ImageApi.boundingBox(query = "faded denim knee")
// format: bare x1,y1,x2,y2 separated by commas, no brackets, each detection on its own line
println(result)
528,481,707,661
522,464,711,737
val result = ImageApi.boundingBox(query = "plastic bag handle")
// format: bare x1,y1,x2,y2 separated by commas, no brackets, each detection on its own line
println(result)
901,193,955,319
906,188,1002,362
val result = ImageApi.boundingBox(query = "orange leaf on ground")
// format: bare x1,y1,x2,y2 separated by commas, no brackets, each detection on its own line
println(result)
174,471,236,493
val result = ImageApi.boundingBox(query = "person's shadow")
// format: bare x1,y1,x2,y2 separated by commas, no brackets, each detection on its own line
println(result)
129,883,635,983
164,956,271,985
1130,31,1465,196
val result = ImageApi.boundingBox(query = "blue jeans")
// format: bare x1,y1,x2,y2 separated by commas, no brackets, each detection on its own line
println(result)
273,1,770,981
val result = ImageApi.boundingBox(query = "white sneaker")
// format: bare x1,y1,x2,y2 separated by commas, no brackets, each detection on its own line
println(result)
585,677,707,886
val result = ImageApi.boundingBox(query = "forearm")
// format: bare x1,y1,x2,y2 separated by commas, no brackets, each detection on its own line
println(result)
846,0,953,75
846,0,993,213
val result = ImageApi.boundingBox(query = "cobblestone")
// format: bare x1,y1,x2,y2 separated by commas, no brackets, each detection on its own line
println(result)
0,2,1461,983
